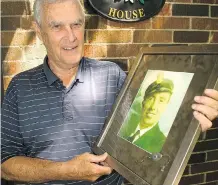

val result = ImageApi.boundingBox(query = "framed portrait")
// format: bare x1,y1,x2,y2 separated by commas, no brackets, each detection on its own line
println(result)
92,46,218,185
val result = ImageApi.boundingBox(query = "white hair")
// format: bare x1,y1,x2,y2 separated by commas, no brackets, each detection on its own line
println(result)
33,0,85,25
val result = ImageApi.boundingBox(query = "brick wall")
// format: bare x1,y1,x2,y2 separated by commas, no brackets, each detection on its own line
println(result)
1,0,218,184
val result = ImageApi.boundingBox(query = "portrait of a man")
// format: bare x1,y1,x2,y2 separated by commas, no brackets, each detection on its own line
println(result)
119,72,174,153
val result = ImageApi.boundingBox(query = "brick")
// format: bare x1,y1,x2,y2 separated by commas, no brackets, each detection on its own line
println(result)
3,62,19,76
3,61,40,76
23,44,47,62
3,58,43,77
206,171,218,182
107,19,151,29
1,1,32,16
192,18,218,30
152,17,189,29
206,129,218,140
21,16,34,30
107,44,149,57
86,30,131,43
179,174,204,185
1,47,23,61
1,17,20,31
207,150,218,161
84,45,107,57
172,4,209,16
174,31,209,43
211,6,218,17
211,32,218,43
193,0,215,3
85,15,107,29
3,77,12,91
183,166,190,175
134,30,172,43
189,44,218,47
193,140,218,152
188,153,206,164
191,161,218,174
1,16,34,31
157,3,172,16
1,31,36,46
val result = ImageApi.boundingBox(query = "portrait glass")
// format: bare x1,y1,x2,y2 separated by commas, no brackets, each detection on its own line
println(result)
118,70,194,153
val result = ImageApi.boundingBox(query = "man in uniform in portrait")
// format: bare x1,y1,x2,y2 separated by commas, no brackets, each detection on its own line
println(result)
120,73,174,153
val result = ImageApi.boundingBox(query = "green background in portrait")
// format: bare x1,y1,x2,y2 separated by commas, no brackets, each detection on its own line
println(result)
118,70,194,152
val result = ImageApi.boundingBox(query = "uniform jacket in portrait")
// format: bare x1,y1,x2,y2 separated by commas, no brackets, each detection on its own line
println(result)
131,123,166,153
119,99,166,153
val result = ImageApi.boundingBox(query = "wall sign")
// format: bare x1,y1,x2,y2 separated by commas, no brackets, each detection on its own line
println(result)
87,0,165,22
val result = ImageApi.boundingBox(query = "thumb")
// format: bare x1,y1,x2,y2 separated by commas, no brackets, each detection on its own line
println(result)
89,153,108,163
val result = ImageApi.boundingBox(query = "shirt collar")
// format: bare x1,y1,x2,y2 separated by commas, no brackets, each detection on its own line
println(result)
43,56,85,86
75,57,85,83
136,122,158,137
43,56,58,86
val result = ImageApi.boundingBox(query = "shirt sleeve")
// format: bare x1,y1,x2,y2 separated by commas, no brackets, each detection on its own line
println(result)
116,66,127,96
1,77,26,164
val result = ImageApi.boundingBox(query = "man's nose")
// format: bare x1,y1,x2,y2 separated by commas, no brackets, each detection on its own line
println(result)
66,27,76,42
150,99,158,110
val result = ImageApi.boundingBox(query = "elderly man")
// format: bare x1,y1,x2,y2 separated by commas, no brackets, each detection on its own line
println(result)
1,0,218,185
121,74,174,153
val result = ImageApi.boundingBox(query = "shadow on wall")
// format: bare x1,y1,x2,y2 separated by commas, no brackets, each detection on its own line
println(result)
1,0,35,97
1,1,33,185
83,0,133,72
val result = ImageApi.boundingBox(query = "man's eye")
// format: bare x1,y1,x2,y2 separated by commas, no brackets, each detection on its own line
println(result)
53,25,61,30
160,98,166,103
147,97,154,102
72,23,82,28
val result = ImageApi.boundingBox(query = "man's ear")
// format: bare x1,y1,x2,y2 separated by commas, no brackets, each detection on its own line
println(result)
32,21,43,41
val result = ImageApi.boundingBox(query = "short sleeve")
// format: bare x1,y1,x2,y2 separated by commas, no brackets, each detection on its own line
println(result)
116,66,127,96
1,77,26,164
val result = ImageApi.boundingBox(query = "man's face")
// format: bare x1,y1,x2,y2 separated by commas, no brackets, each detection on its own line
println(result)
141,92,171,127
35,0,85,69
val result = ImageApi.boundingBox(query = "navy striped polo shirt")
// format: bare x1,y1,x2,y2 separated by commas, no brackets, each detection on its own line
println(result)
1,57,126,185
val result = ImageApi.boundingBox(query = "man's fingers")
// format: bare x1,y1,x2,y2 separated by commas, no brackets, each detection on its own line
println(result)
95,165,113,176
89,162,112,177
194,95,218,111
204,89,218,101
193,111,212,132
88,153,108,163
192,104,218,121
87,165,112,182
72,153,112,182
100,161,110,167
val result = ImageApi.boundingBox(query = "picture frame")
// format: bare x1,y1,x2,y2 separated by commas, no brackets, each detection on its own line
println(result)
92,46,218,185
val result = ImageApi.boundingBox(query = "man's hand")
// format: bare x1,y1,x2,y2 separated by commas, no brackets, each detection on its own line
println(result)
61,152,113,182
192,89,218,132
2,153,112,183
